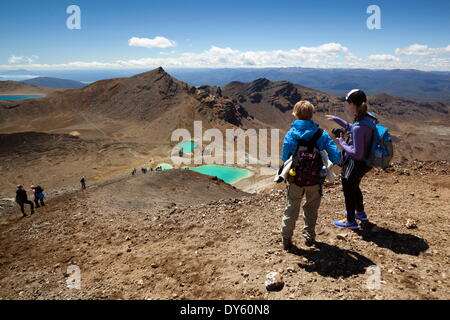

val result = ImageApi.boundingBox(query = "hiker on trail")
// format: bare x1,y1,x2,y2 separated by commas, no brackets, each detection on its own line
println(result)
325,89,376,229
30,185,45,208
80,177,86,189
131,168,137,176
15,185,35,217
281,101,341,250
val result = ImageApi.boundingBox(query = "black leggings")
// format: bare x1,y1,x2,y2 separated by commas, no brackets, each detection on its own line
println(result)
341,159,371,222
18,200,34,215
34,198,45,207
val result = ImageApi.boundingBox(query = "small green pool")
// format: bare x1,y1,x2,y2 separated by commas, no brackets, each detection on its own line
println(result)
178,141,196,153
185,165,253,184
156,163,173,170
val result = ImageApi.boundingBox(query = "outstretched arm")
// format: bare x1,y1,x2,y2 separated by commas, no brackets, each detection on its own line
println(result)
325,115,351,131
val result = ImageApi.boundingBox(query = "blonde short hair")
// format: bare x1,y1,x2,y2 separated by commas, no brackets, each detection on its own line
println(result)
292,100,315,120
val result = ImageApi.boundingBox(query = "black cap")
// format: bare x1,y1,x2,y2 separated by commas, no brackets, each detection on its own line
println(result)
345,89,367,106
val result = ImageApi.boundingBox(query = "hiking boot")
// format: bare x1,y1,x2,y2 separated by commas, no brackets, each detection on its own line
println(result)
282,238,293,251
344,211,368,221
305,239,316,247
333,218,359,229
22,214,27,218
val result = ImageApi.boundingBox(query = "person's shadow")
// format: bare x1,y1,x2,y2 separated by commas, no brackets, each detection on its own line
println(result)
289,242,375,279
355,222,429,256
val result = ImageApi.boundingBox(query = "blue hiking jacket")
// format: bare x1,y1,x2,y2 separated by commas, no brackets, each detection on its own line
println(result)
282,120,341,164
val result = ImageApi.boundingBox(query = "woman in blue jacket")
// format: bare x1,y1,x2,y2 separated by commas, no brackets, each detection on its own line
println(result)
281,100,341,250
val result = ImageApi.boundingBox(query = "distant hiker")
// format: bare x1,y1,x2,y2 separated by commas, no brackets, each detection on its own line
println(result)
30,184,45,208
80,177,86,189
15,185,35,217
326,89,376,229
281,101,341,249
131,168,137,176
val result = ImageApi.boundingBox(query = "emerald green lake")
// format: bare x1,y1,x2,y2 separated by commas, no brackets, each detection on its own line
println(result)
186,165,253,184
178,141,196,153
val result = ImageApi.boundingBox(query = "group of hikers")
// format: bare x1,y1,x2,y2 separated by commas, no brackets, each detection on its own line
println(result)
131,168,149,175
280,89,392,250
131,166,166,176
15,177,88,217
15,184,45,217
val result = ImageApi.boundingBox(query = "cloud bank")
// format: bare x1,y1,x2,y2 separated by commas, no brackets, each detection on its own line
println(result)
395,44,450,56
1,43,449,71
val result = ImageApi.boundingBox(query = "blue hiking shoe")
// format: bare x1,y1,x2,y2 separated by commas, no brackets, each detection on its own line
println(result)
344,212,368,221
333,218,360,229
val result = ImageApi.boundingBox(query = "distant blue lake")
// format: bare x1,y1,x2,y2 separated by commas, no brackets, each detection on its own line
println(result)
185,165,253,184
178,141,197,153
0,95,44,101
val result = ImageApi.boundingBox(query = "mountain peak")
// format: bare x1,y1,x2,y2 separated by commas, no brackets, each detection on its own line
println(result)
248,78,271,93
132,67,169,80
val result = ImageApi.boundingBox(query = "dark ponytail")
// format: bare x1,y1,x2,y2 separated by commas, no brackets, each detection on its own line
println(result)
355,101,368,122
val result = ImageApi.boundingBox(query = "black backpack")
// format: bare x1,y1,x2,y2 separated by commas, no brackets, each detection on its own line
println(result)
289,129,324,187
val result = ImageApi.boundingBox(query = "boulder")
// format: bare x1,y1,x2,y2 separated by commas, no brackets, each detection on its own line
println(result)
265,272,284,291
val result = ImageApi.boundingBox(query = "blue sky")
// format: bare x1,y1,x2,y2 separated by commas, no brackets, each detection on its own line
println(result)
0,0,449,70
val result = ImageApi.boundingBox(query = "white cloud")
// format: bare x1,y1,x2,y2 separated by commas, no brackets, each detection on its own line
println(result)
8,55,23,64
128,36,177,48
8,55,38,64
395,44,450,56
0,43,449,71
368,54,400,62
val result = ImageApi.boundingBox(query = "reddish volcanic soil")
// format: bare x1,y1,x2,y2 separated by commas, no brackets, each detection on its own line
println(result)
0,162,448,300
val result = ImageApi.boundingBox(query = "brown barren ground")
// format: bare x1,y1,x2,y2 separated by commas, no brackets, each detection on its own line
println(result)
0,162,448,300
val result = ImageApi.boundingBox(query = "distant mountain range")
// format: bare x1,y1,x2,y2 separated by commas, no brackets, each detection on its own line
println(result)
22,77,86,89
2,68,449,101
168,68,450,102
0,81,62,95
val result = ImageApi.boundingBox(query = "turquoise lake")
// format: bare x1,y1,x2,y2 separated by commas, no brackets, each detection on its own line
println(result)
156,163,173,170
186,165,253,184
178,141,196,153
0,95,44,101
